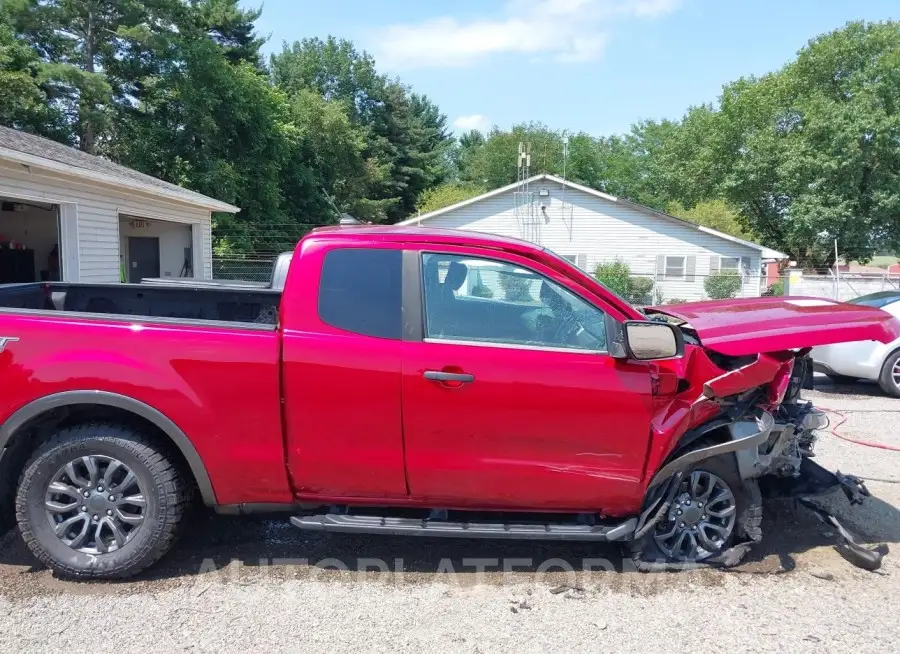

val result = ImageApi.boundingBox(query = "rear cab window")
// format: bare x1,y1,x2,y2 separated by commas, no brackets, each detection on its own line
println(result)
317,248,402,339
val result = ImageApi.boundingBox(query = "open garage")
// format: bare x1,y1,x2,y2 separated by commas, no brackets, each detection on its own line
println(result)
0,197,61,283
119,214,194,282
0,126,238,284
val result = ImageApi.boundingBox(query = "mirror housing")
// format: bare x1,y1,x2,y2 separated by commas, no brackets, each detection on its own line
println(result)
619,320,684,360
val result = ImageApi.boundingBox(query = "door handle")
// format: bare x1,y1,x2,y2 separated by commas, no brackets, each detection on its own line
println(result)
424,370,475,383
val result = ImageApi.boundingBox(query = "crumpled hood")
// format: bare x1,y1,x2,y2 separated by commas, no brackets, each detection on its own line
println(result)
646,296,900,356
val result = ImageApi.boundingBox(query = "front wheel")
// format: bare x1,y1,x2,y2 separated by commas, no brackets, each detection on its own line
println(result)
629,455,761,570
15,423,191,579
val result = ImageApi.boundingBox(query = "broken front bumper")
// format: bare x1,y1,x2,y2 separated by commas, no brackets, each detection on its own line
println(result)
761,457,888,571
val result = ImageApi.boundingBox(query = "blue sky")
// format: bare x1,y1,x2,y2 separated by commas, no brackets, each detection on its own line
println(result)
244,0,899,136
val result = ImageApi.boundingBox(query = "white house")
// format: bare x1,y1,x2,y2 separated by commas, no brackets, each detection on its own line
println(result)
0,126,238,284
399,174,785,302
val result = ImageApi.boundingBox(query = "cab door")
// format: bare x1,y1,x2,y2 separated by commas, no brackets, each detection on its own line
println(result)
400,248,654,513
280,243,408,499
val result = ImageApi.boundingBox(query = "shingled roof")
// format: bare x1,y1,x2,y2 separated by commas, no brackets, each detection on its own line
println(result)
0,126,239,213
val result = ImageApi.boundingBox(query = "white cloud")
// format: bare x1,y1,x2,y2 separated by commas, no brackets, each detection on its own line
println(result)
371,0,681,70
453,114,492,133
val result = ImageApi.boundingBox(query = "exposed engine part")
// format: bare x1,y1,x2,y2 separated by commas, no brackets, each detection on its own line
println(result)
648,412,774,489
735,402,827,480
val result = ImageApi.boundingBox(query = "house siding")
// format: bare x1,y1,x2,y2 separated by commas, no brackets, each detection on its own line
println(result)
410,183,762,302
0,159,212,282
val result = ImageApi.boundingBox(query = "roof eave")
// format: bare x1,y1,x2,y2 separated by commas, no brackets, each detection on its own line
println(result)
0,146,240,213
399,173,788,258
397,177,528,225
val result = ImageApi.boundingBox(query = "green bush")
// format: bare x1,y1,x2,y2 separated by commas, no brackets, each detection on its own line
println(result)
499,273,532,302
594,261,655,304
593,260,632,298
666,297,687,305
704,271,742,299
471,283,493,298
628,276,654,303
763,279,785,296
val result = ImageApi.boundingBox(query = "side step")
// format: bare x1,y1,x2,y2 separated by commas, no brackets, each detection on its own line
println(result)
290,513,637,542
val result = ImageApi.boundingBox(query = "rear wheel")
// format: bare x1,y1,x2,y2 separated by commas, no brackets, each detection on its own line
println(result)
878,350,900,398
629,455,761,570
15,423,190,579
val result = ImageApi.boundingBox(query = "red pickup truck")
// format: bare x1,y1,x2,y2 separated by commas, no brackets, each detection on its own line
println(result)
0,226,896,579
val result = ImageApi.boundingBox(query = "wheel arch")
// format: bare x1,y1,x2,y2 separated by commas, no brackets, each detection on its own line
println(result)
0,391,216,506
879,345,900,378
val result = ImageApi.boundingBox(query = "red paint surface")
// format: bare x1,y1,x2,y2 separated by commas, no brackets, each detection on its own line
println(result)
0,315,289,505
650,296,900,356
2,226,899,517
280,237,408,499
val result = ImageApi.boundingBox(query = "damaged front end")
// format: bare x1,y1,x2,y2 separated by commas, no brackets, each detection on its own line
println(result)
635,304,894,571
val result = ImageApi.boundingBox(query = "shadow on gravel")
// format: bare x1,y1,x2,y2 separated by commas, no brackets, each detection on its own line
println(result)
810,378,894,399
733,491,900,573
2,486,898,584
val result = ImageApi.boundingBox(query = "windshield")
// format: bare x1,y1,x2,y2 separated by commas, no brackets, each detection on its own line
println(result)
847,291,900,309
540,248,634,307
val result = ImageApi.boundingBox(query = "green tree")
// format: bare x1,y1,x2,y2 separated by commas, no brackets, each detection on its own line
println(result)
194,0,265,68
0,20,65,137
457,122,562,188
121,35,292,254
416,182,487,214
666,199,757,240
717,22,900,265
270,37,452,222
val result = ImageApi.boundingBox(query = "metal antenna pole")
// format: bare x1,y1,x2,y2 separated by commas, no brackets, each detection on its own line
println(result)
834,238,840,300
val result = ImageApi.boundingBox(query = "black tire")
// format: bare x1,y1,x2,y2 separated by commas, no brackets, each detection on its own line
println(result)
629,454,761,572
878,350,900,398
15,423,190,579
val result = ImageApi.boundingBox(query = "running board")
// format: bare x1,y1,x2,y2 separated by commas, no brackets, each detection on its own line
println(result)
290,513,637,542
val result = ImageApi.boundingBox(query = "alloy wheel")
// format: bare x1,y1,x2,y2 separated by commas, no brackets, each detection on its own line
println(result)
653,470,737,561
44,455,146,554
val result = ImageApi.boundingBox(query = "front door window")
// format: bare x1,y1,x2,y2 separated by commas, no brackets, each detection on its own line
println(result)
421,253,608,352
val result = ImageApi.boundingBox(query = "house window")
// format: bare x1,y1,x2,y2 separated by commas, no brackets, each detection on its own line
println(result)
665,256,686,279
558,253,587,270
719,257,741,272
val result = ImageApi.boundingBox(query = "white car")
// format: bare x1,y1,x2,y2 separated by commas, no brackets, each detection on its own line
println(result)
812,290,900,396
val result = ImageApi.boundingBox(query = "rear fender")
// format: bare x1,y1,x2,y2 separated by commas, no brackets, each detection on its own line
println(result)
0,391,216,505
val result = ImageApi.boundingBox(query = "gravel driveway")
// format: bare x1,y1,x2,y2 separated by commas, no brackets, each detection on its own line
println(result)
1,378,899,653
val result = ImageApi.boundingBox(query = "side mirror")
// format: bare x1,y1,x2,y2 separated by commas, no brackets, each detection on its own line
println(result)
621,320,684,360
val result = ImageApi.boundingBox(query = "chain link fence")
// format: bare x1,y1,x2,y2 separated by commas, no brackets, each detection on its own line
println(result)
212,256,278,283
779,270,900,302
602,272,763,306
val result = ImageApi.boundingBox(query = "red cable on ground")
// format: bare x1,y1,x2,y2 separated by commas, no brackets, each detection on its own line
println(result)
818,408,900,452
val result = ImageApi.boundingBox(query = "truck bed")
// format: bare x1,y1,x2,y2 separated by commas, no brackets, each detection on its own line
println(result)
0,282,280,326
